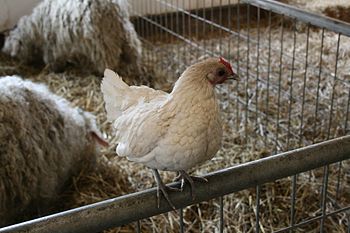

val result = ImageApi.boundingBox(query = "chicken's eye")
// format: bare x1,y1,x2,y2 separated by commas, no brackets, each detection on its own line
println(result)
217,69,226,77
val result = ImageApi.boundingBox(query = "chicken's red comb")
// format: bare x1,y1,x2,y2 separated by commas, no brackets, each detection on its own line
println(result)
219,57,234,75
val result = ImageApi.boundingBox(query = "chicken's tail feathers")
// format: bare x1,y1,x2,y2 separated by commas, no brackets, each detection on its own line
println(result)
101,69,129,122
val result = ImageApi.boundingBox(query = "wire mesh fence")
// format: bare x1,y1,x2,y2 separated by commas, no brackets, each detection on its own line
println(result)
129,0,350,232
132,0,350,154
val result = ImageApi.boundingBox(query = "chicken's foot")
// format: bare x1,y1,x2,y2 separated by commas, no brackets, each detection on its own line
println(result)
152,169,180,210
176,170,208,200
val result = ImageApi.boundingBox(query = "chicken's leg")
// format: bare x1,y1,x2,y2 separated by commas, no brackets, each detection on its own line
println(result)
152,169,180,210
177,170,208,200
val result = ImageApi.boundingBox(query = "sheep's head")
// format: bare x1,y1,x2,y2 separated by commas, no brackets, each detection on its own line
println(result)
2,16,44,64
2,32,21,57
80,110,109,148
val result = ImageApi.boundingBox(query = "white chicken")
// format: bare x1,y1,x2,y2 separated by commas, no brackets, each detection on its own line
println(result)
101,57,238,209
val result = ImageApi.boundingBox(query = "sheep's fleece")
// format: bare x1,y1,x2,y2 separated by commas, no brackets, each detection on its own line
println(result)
0,76,102,226
2,0,142,75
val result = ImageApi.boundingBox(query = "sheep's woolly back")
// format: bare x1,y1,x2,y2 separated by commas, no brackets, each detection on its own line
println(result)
2,0,142,76
0,76,101,226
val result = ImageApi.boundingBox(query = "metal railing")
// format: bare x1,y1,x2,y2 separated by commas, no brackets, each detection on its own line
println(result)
1,136,350,233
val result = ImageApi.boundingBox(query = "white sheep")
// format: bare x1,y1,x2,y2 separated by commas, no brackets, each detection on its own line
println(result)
2,0,142,76
0,75,107,227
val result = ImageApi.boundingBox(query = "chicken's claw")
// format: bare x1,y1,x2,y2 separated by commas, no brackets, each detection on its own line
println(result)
178,170,208,200
152,169,179,210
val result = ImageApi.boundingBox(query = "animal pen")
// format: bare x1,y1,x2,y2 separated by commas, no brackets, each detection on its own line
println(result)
1,0,350,232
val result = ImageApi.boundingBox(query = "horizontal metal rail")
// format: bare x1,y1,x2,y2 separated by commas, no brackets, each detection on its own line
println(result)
243,0,350,37
1,135,350,233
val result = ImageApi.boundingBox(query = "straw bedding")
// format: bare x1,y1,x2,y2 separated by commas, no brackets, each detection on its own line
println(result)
287,0,350,23
0,4,349,233
138,24,350,232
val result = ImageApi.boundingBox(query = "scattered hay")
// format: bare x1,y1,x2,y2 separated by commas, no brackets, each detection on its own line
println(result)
287,0,350,23
0,6,349,232
61,156,132,209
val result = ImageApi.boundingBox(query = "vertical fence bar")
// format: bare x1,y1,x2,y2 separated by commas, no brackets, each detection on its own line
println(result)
227,0,234,116
146,1,151,67
298,25,310,146
345,88,350,134
137,1,145,63
181,0,186,65
290,175,297,233
187,0,192,59
156,0,160,65
163,0,170,75
141,0,146,63
219,196,224,233
158,0,164,68
313,28,325,144
320,165,330,232
202,0,207,55
219,0,223,54
211,0,214,52
176,0,181,71
146,0,151,66
235,0,241,132
245,4,250,144
275,15,284,154
164,1,169,39
264,10,272,146
335,161,342,202
256,185,261,233
179,208,184,233
327,33,341,140
255,6,261,135
195,0,200,58
227,0,232,61
286,19,297,149
169,0,174,43
148,0,153,53
151,0,155,65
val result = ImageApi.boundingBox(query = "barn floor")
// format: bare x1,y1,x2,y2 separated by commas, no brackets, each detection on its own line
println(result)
1,3,350,232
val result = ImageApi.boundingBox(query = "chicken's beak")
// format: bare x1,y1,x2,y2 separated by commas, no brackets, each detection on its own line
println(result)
228,73,239,81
